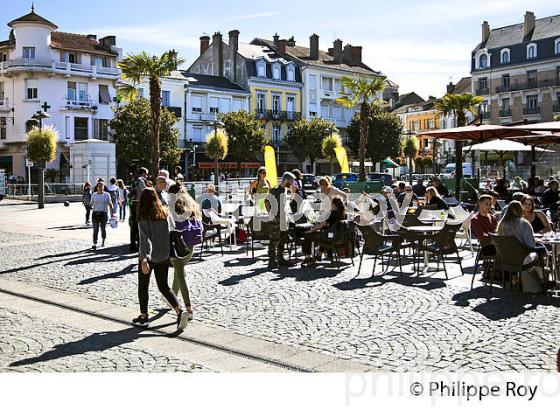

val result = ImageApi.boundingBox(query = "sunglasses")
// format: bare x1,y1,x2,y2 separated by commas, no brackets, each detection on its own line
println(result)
259,171,267,174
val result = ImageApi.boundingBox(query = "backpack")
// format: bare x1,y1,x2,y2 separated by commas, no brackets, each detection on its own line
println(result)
129,177,145,201
175,218,203,247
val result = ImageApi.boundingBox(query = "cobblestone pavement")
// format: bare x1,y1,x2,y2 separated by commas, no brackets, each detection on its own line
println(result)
1,229,559,372
0,307,210,372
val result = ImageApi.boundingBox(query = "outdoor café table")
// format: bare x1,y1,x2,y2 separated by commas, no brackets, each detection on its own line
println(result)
534,233,560,291
405,225,443,274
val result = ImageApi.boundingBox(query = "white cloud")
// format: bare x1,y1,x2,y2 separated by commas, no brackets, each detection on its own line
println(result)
226,11,280,21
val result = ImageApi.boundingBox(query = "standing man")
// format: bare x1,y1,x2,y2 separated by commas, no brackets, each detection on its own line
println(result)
265,172,295,269
128,167,149,252
155,175,169,207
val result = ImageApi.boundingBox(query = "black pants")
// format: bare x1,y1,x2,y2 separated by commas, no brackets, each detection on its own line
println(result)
92,211,108,244
84,205,91,223
129,202,139,248
138,261,180,315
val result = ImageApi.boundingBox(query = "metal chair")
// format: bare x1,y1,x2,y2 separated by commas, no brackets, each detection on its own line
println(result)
417,223,463,279
357,225,402,277
470,242,497,290
199,221,224,261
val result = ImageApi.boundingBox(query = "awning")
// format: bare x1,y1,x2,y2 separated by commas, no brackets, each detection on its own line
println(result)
382,158,400,168
465,139,554,153
198,162,260,170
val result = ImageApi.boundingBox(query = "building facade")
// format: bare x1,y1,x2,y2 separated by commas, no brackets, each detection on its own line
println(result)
471,11,560,125
0,7,120,180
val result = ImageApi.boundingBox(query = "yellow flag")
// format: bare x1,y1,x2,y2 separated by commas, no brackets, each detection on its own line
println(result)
264,146,278,187
334,147,350,173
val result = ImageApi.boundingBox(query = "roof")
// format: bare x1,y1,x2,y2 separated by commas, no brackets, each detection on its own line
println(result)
8,9,58,30
50,32,118,56
237,43,291,64
453,77,472,94
474,14,560,51
391,92,425,110
391,98,441,115
183,72,250,93
252,37,381,76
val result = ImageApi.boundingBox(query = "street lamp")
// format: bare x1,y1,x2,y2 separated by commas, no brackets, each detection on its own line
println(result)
31,111,50,130
184,138,193,181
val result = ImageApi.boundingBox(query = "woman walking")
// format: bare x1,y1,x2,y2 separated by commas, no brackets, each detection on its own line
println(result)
248,166,271,213
168,183,200,320
107,177,120,216
82,182,92,225
90,180,113,250
117,179,128,222
133,187,188,330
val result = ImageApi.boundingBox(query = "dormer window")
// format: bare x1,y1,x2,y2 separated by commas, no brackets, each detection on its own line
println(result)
479,54,488,69
272,63,281,80
257,60,266,77
527,43,537,60
555,39,560,55
500,49,510,64
286,64,295,81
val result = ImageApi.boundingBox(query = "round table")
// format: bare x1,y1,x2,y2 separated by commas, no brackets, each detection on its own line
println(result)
404,225,442,274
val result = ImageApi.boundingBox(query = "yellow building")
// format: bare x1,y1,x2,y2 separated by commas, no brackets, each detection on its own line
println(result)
406,109,441,157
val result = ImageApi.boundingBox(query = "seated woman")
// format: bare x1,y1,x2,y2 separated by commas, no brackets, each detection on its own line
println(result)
521,195,551,234
201,184,222,223
494,178,510,200
425,186,449,210
300,197,346,266
318,177,348,202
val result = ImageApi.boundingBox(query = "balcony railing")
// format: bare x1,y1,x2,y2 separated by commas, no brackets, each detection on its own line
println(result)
495,79,560,93
499,108,511,117
63,96,96,110
201,112,218,121
553,104,560,113
0,59,119,77
523,106,540,115
255,109,266,119
476,88,489,95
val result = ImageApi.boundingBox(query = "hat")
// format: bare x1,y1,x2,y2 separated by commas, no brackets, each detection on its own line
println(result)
382,186,393,194
282,172,295,180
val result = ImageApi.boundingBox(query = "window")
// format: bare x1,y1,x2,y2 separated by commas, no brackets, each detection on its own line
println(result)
320,103,330,118
501,49,510,64
98,85,111,104
287,64,295,82
411,120,420,132
332,104,341,121
427,119,435,129
527,95,538,111
0,117,6,140
209,97,219,113
94,57,106,67
257,60,266,77
479,54,488,68
321,77,333,91
161,91,171,107
479,77,488,91
309,103,317,117
309,90,317,104
272,63,281,80
501,74,510,90
191,95,203,113
334,79,341,92
256,92,266,112
286,95,295,113
272,124,281,145
74,117,89,140
224,61,231,78
527,70,537,88
556,39,560,55
308,74,317,90
272,94,281,113
63,52,77,63
78,83,88,102
527,44,537,59
502,98,510,110
232,97,243,112
1,53,6,62
191,126,202,142
25,79,38,100
23,47,35,59
93,119,109,140
68,82,87,101
220,98,230,114
0,81,4,100
64,116,70,139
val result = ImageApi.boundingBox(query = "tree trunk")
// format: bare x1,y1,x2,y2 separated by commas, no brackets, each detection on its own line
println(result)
149,76,162,177
214,160,220,193
358,102,368,182
38,162,45,209
530,146,536,180
408,157,413,185
454,112,466,199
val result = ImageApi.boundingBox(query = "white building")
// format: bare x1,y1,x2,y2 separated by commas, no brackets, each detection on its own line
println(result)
0,7,121,181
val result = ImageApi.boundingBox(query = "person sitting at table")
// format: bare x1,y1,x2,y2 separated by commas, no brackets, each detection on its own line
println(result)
542,180,559,219
318,177,348,202
300,196,346,267
511,176,527,191
201,184,222,222
397,184,419,206
487,190,501,213
534,178,546,196
494,178,510,200
431,177,449,197
412,178,426,198
425,186,449,210
521,195,552,234
471,195,497,252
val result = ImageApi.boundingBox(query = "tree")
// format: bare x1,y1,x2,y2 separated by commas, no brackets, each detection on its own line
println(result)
402,136,419,184
347,110,403,169
336,75,386,182
435,93,483,197
286,118,336,172
205,128,228,189
118,50,185,176
322,132,342,174
219,111,267,168
414,156,424,174
422,155,434,173
110,98,181,173
26,125,58,209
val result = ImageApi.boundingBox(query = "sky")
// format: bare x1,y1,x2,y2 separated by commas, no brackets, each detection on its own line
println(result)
2,0,560,99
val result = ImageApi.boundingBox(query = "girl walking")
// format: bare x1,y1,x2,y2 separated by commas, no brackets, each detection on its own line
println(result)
117,179,128,222
82,182,92,225
90,180,114,250
133,187,188,330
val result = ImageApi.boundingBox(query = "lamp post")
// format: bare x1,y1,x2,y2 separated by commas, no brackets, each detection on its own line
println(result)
29,109,50,209
209,120,224,190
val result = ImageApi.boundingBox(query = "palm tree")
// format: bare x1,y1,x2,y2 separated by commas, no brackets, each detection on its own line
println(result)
402,135,419,184
435,93,483,198
337,75,386,182
321,132,342,174
118,50,184,176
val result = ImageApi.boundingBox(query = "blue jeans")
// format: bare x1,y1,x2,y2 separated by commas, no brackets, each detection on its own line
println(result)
119,202,127,221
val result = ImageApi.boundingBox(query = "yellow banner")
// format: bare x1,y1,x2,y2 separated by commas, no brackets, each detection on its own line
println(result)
264,146,277,187
334,147,350,173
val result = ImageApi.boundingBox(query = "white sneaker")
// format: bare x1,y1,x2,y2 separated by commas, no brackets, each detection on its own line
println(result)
177,311,188,331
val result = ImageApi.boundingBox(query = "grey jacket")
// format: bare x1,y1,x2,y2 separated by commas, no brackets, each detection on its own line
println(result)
139,217,172,263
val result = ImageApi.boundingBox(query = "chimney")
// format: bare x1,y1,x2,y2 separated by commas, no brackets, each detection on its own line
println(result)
446,81,455,94
343,44,353,65
228,30,239,82
200,35,210,55
277,39,288,54
212,32,223,76
287,36,296,47
87,34,97,41
350,45,362,64
482,21,490,43
333,39,343,63
524,11,535,37
327,48,334,56
273,33,279,46
309,33,319,60
428,95,436,101
100,35,116,47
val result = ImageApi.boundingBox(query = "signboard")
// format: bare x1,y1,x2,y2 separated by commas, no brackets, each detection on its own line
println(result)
26,159,34,167
0,170,6,196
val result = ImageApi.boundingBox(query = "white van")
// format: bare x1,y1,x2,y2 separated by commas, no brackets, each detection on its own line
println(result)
441,163,473,178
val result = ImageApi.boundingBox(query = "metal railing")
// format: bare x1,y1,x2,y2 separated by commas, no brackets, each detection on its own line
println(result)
499,108,511,117
0,59,120,77
4,183,84,197
63,96,96,109
495,79,559,93
476,88,489,95
523,106,540,115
